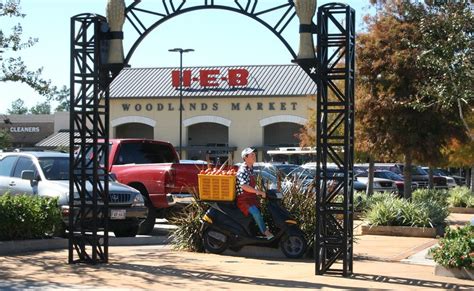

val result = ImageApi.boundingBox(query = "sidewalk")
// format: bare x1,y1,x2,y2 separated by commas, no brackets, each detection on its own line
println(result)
1,239,472,290
0,215,472,290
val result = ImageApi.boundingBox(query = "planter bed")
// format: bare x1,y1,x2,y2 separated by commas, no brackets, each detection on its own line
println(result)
434,265,474,280
361,225,441,238
448,207,474,214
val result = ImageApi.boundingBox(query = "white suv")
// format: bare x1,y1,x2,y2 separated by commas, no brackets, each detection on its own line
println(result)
0,151,147,237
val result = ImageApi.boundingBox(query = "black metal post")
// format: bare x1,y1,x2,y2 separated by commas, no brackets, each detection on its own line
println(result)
169,48,194,158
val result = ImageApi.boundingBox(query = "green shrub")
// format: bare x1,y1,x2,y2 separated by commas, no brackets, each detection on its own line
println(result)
169,195,207,252
280,178,316,254
354,191,368,213
365,193,448,228
431,224,474,269
412,188,449,206
0,194,62,241
448,187,474,208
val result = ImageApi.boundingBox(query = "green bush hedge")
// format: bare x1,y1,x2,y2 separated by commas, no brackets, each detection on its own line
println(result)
0,194,62,241
448,187,474,208
365,192,449,228
431,224,474,269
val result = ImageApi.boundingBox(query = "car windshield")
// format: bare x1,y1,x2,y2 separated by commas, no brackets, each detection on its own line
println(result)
39,157,69,180
378,171,403,180
274,164,299,176
433,169,448,176
289,167,315,179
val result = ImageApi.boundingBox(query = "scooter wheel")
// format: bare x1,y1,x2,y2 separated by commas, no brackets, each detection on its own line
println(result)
202,228,229,254
280,234,307,259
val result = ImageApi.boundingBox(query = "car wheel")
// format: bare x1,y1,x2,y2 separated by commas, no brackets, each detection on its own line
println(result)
138,207,156,235
202,228,229,254
280,233,307,259
114,225,139,237
132,184,156,235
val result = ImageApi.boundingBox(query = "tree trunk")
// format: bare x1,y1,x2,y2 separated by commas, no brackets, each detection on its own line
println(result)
428,167,434,189
367,155,375,196
470,166,474,193
404,153,413,200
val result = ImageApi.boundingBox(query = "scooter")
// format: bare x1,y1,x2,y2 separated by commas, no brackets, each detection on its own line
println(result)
200,189,307,259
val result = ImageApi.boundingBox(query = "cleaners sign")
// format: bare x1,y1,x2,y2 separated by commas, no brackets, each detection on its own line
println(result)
171,68,249,88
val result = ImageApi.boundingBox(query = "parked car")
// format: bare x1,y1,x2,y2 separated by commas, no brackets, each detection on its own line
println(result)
0,151,147,237
286,163,367,193
421,167,459,188
241,162,299,177
105,139,210,235
359,163,448,189
355,170,416,196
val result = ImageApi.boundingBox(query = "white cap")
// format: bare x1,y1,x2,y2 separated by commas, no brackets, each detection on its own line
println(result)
241,147,255,159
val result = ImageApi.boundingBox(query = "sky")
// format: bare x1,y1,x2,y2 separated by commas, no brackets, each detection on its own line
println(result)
0,0,375,114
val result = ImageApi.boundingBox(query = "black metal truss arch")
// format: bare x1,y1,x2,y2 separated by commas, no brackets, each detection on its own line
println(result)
69,1,355,276
123,0,301,64
69,14,111,264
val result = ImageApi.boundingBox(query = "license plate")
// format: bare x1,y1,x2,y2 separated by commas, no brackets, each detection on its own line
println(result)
111,209,126,220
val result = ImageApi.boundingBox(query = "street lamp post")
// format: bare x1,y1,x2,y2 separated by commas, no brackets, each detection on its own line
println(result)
168,48,194,158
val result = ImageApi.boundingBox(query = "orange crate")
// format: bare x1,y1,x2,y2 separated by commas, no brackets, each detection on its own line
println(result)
198,174,236,201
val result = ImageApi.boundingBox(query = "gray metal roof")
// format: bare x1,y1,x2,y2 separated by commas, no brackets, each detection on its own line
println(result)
35,130,71,148
35,130,93,148
110,64,317,99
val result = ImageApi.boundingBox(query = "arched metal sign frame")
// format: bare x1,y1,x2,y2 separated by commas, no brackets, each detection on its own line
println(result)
69,0,355,277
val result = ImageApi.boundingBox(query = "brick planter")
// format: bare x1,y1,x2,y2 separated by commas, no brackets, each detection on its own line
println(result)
434,265,474,280
361,225,441,238
448,207,474,214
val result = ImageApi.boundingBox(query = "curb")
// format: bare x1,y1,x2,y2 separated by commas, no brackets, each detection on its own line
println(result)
0,235,169,256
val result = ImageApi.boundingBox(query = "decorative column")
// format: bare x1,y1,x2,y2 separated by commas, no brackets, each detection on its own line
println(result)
106,0,125,64
294,0,317,59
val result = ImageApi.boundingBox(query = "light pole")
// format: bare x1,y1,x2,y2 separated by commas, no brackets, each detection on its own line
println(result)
168,48,194,158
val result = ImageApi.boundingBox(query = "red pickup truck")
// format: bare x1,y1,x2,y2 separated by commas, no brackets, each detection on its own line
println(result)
107,139,207,234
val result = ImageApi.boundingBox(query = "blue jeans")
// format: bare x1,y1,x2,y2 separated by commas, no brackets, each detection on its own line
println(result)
248,205,266,234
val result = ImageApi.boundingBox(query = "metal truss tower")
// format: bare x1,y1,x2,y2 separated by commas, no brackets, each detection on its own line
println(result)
315,4,355,276
69,14,111,264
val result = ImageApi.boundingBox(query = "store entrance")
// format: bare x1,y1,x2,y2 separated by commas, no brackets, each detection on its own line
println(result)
115,123,153,139
186,122,230,163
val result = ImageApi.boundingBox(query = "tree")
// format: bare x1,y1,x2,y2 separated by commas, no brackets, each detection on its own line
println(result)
356,1,468,198
1,1,61,107
415,2,474,191
30,101,51,114
7,98,27,114
52,85,70,112
0,129,12,149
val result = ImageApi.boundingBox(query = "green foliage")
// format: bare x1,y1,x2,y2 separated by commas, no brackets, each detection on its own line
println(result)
431,224,474,269
0,193,62,241
412,188,449,206
356,0,470,171
7,98,28,114
169,197,207,252
448,186,474,208
29,101,51,114
365,192,448,228
280,179,316,253
0,128,12,149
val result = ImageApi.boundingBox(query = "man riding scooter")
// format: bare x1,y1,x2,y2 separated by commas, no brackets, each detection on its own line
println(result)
236,147,274,240
200,148,307,258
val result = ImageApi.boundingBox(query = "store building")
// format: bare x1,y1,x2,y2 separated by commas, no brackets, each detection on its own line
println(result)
3,64,316,162
109,64,316,162
0,112,69,149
